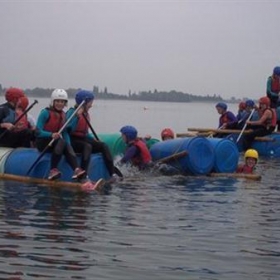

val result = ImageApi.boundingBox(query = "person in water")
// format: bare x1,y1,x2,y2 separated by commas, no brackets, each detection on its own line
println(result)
66,89,119,181
35,88,86,180
236,149,258,174
160,128,175,141
119,125,152,170
0,87,34,148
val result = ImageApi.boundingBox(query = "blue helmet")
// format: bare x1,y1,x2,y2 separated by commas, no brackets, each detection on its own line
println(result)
216,102,227,110
245,99,255,108
120,125,138,141
273,66,280,76
75,90,95,105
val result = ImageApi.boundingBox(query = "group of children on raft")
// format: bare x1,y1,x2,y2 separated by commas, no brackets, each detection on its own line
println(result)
0,87,258,182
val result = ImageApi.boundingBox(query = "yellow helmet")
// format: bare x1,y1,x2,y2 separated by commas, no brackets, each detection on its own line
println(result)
244,149,259,160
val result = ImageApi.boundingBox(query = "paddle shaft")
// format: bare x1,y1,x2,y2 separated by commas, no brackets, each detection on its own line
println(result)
0,99,39,140
82,112,123,178
26,100,86,175
236,108,255,143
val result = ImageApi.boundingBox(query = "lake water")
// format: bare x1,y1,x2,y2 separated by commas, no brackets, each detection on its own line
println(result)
0,98,279,280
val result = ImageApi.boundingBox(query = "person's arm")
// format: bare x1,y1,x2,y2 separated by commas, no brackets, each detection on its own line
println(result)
120,145,138,163
247,110,272,126
36,109,53,138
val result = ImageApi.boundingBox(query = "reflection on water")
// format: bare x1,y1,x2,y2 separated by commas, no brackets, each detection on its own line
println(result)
0,99,279,279
0,158,279,280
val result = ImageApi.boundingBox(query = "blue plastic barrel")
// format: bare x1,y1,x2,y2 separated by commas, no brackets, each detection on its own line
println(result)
208,138,239,173
150,137,215,175
4,148,110,181
251,133,280,157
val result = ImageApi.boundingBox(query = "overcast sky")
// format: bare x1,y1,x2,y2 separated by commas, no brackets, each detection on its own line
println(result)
0,0,280,99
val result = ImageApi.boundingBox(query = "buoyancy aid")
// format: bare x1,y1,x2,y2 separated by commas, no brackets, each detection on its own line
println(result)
260,108,277,129
13,109,29,132
236,164,254,174
43,108,65,133
131,139,152,166
271,76,280,93
71,111,89,138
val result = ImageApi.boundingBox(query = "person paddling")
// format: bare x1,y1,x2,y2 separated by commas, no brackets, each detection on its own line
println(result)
35,89,86,180
242,96,276,150
66,90,118,182
0,88,34,148
236,149,258,174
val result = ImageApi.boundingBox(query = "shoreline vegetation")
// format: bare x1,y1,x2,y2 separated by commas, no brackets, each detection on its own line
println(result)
0,85,242,103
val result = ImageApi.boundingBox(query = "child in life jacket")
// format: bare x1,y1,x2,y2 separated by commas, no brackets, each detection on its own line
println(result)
236,149,258,174
119,125,152,170
35,89,86,180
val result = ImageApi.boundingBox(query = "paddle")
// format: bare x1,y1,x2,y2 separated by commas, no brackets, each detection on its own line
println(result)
82,112,124,178
0,99,39,141
236,109,255,143
26,100,86,175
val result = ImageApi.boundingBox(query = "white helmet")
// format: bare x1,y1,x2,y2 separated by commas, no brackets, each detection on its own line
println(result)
50,89,68,106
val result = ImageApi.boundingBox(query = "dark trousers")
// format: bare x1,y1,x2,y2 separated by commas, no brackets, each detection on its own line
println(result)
71,136,115,176
35,137,78,170
0,129,34,148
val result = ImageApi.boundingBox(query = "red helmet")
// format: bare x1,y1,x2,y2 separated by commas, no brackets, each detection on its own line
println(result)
239,101,246,110
5,88,25,103
259,96,270,106
161,128,175,140
17,96,29,110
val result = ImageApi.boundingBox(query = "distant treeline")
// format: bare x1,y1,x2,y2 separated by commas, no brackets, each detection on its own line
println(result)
0,84,230,103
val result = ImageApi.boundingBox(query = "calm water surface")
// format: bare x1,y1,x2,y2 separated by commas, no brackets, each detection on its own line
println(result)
0,99,279,279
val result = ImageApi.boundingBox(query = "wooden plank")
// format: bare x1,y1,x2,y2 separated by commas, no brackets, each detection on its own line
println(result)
0,173,105,190
187,127,253,134
155,151,188,164
209,172,261,180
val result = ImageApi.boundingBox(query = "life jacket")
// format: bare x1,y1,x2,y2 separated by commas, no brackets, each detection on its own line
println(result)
13,109,29,132
71,111,89,138
130,139,152,167
236,164,254,174
271,76,280,93
43,108,65,133
260,108,277,129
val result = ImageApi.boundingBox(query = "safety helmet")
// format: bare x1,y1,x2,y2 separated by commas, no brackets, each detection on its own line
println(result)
120,125,138,141
17,96,29,110
273,66,280,76
5,87,25,103
244,149,258,161
50,89,68,106
75,90,95,105
239,101,246,110
161,128,175,140
216,102,227,110
245,99,255,108
259,96,270,107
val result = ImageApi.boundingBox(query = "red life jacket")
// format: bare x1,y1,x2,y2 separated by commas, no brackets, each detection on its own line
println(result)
43,108,65,133
271,76,280,93
236,164,254,174
13,109,29,132
260,108,277,128
131,139,152,166
220,112,230,125
71,112,89,137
